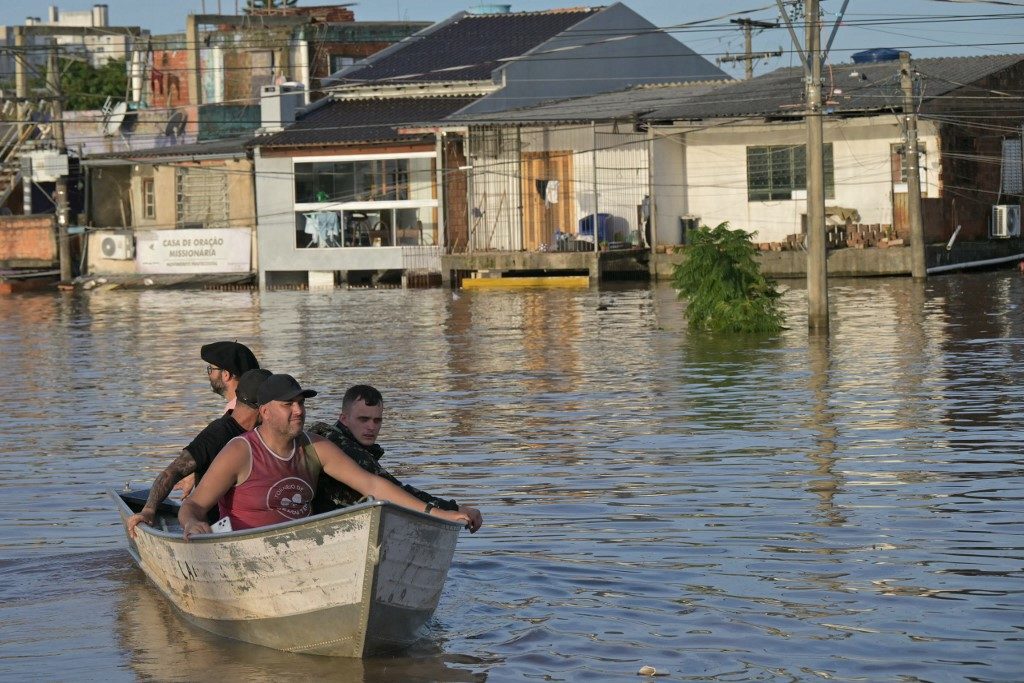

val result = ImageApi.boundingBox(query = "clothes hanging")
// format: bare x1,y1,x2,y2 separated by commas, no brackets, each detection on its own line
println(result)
545,180,559,205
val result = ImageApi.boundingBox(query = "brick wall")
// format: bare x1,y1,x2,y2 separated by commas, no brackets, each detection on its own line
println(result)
0,215,57,265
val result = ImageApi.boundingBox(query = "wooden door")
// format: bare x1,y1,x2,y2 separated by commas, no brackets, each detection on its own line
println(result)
520,151,575,251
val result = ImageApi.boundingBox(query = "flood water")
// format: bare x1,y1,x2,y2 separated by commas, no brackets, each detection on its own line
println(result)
1,273,1022,681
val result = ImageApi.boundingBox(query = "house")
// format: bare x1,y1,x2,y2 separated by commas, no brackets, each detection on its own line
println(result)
446,80,726,256
453,52,1024,264
79,135,256,279
640,53,1024,248
251,3,727,289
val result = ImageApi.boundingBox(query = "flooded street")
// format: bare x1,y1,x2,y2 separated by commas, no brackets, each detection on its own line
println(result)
1,273,1021,681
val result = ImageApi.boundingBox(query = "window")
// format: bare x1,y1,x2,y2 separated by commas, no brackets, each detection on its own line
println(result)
295,207,437,249
294,158,433,203
330,55,355,74
747,143,834,201
142,178,155,219
176,167,229,228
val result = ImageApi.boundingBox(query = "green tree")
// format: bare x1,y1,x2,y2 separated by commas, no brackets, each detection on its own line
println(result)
58,58,128,111
671,222,785,334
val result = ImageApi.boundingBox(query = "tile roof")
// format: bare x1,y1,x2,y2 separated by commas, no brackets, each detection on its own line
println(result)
334,8,602,85
643,54,1024,122
253,95,480,148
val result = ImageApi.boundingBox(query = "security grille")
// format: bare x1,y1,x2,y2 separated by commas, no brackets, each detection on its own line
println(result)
176,167,229,228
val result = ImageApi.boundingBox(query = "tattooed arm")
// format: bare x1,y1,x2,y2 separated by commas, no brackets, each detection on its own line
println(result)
127,449,197,538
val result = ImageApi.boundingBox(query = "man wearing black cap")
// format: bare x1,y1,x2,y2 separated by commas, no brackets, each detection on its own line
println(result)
178,374,473,538
127,368,272,537
201,341,260,413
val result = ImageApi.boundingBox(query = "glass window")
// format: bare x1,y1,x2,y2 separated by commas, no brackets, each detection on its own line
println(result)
295,157,436,204
747,143,834,200
142,178,155,219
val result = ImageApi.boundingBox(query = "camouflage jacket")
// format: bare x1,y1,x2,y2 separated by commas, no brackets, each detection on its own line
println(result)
308,420,458,514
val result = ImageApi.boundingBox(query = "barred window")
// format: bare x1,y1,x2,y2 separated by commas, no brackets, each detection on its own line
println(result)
747,143,834,201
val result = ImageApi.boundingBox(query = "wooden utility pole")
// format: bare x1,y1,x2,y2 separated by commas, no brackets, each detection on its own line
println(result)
900,52,926,279
718,19,781,80
805,0,828,331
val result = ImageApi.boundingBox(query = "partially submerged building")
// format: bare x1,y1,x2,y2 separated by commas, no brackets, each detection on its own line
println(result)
251,3,727,289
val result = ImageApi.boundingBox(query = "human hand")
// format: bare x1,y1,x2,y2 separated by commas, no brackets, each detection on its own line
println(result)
459,505,483,533
436,508,472,529
127,509,155,539
173,473,196,498
182,519,212,541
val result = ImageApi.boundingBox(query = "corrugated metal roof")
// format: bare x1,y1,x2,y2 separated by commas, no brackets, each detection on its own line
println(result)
80,135,252,164
253,96,480,148
450,80,732,124
335,8,602,85
643,54,1024,121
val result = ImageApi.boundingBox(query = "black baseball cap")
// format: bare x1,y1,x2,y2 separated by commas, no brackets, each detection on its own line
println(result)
236,369,273,409
257,374,318,406
201,341,260,377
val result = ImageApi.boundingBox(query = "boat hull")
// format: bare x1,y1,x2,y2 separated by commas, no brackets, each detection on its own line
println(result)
111,490,460,656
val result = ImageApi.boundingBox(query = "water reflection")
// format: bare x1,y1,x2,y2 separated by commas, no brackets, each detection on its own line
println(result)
1,275,1023,680
114,566,486,682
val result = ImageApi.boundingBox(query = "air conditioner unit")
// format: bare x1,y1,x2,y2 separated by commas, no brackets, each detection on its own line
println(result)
100,233,135,260
991,204,1021,238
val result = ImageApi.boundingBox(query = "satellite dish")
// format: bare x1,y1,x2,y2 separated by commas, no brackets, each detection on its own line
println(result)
164,111,187,139
103,102,128,137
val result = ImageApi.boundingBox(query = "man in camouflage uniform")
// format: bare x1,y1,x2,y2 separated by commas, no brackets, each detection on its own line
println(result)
309,385,483,533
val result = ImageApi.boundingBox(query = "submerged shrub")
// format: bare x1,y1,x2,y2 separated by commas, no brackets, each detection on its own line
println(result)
671,222,785,334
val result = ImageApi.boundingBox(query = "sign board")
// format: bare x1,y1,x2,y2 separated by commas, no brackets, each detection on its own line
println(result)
26,151,69,182
136,228,251,274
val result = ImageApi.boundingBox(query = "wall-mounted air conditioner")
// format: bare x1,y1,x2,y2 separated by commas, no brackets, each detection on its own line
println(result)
991,204,1021,238
100,233,135,260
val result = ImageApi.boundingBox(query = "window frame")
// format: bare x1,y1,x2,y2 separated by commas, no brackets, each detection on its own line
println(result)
142,177,156,220
746,143,834,201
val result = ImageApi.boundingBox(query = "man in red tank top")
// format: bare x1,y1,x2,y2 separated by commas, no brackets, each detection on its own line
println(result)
178,374,473,539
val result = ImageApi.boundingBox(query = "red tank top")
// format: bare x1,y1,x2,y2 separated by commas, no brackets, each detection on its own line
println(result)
218,429,315,530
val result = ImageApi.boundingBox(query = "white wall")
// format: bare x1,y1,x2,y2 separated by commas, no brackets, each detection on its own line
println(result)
666,117,940,243
254,149,429,287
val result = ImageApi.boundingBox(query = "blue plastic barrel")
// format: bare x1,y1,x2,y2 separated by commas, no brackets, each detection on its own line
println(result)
579,213,612,242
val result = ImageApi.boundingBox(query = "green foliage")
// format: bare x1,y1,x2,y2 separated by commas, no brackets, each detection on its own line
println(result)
58,59,128,111
671,222,785,334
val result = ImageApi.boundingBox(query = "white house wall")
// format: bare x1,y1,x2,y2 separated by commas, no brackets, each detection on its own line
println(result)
650,129,688,247
470,125,649,249
673,117,940,243
254,150,424,286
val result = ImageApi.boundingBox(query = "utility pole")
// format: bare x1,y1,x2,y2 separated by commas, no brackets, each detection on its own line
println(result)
717,18,781,80
804,0,828,332
48,42,72,284
900,52,926,279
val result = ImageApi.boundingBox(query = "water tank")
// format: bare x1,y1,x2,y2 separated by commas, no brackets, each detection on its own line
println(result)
851,48,901,64
468,4,512,14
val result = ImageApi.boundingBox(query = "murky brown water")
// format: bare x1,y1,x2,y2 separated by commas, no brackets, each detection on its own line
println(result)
1,274,1022,681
